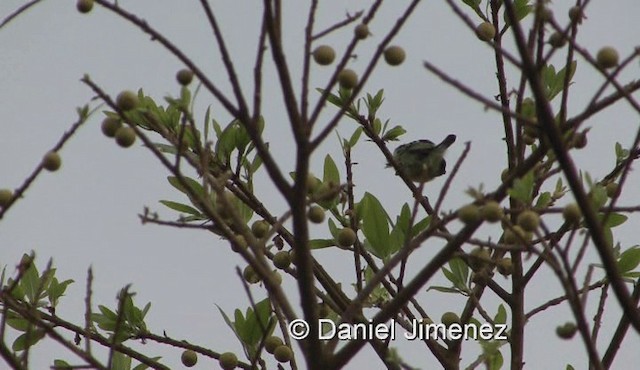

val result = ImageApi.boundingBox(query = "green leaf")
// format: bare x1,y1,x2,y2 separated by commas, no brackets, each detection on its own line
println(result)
601,213,627,228
494,304,507,325
348,127,363,148
48,277,74,307
547,61,577,100
167,176,204,199
359,193,391,258
589,185,607,209
508,171,534,204
19,258,40,304
309,239,336,249
112,351,132,370
427,286,462,294
618,246,640,273
504,0,532,26
535,192,552,209
12,329,45,351
323,155,340,185
159,200,201,216
382,125,406,141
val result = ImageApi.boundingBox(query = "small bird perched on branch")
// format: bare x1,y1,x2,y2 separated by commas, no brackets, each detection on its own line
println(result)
388,134,457,183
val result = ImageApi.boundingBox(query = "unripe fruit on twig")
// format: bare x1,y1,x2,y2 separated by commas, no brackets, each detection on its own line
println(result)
312,45,336,65
42,151,61,172
606,182,619,198
264,336,283,354
116,90,139,111
596,47,619,69
517,210,540,232
115,126,136,148
180,350,197,367
338,69,358,89
504,225,530,244
480,201,503,223
469,247,491,271
563,203,581,224
219,352,238,370
556,322,577,339
548,32,566,48
176,69,194,86
441,312,460,327
458,204,480,224
307,205,325,224
273,251,291,269
273,345,293,363
101,117,121,137
251,220,270,239
568,6,584,24
384,46,406,66
76,0,93,13
306,173,320,194
354,24,369,40
475,22,496,42
271,271,282,285
243,265,260,284
0,189,13,208
336,228,357,247
497,258,513,276
230,235,247,252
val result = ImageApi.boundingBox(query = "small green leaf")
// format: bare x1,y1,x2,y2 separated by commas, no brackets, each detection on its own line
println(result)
348,127,363,148
309,239,336,249
618,246,640,273
323,155,340,185
601,213,627,228
504,0,532,26
508,171,534,204
494,304,507,325
159,200,201,215
13,329,45,351
359,193,391,258
382,125,406,141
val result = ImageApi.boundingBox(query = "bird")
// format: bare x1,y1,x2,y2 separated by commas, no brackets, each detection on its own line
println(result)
388,134,456,183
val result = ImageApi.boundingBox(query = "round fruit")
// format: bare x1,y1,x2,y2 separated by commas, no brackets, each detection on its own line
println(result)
475,22,496,42
606,182,619,198
496,258,513,276
307,205,325,224
176,69,194,85
596,47,619,69
504,225,528,245
0,189,13,208
264,336,283,354
243,265,260,284
523,134,536,145
251,220,270,239
420,317,434,325
563,203,581,224
354,24,369,40
116,90,139,111
101,117,121,138
273,345,293,363
312,45,336,65
306,173,320,194
231,235,247,252
568,6,583,23
336,228,357,247
76,0,94,13
337,69,358,89
218,352,238,370
481,201,503,223
383,46,406,66
441,312,460,327
471,270,490,285
517,210,540,232
180,350,198,367
115,126,136,148
273,251,291,269
42,151,62,172
556,322,577,339
458,204,480,224
469,247,491,271
271,271,283,285
548,32,566,48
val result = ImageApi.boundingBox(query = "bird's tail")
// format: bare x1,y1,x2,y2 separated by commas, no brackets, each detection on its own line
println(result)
438,134,457,149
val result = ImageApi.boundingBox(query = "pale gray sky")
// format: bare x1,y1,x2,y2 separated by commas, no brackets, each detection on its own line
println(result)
1,1,639,369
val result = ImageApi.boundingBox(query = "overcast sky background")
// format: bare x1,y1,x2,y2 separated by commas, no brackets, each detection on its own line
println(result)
1,1,639,369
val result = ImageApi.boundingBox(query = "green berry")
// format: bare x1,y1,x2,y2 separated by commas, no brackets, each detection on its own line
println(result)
383,46,406,66
0,189,13,208
116,90,139,111
230,235,247,252
243,265,260,284
563,203,582,224
76,0,94,13
264,336,283,354
336,228,357,247
568,6,583,24
271,271,282,285
481,201,503,223
307,205,325,224
337,69,358,89
101,117,122,138
251,220,270,239
556,322,577,339
441,312,460,327
596,47,619,69
42,151,62,172
469,247,491,271
312,45,336,65
606,182,619,198
181,350,198,367
306,173,321,194
548,32,567,48
354,24,369,40
273,345,293,363
176,69,194,85
496,258,513,276
504,225,530,245
218,352,238,370
115,126,136,148
273,251,291,269
458,204,480,224
517,210,540,232
475,22,496,42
